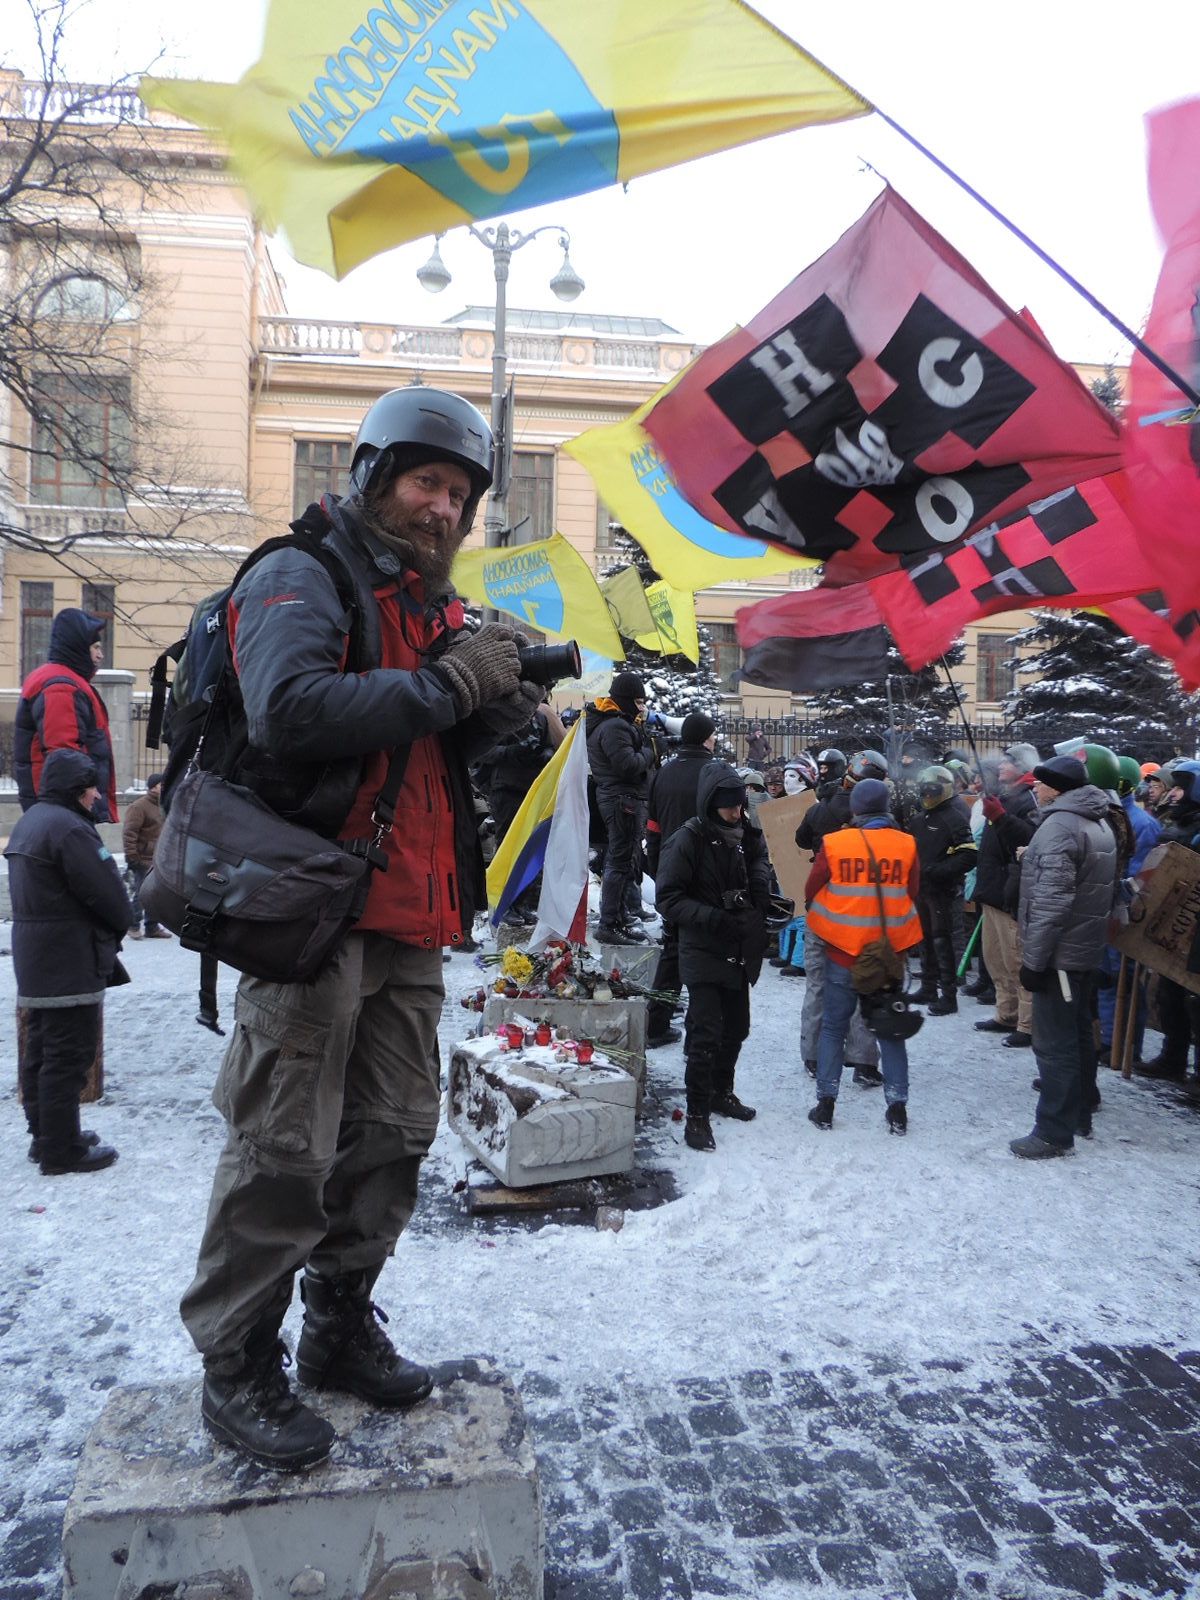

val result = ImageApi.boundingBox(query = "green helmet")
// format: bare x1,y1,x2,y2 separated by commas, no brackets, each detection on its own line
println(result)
1081,743,1121,792
1115,755,1143,798
916,764,955,809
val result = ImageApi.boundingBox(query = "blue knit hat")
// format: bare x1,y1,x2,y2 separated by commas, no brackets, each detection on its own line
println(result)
850,777,890,816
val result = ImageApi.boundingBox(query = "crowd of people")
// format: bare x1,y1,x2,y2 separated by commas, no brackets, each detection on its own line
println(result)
549,685,1200,1163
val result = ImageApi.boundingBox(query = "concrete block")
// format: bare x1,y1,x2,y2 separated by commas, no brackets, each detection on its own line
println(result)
482,996,647,1113
448,1033,636,1187
62,1364,541,1600
592,942,659,989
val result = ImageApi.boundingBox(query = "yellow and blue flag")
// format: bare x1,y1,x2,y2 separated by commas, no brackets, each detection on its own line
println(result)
452,531,623,659
140,1,869,280
487,717,589,940
565,401,818,592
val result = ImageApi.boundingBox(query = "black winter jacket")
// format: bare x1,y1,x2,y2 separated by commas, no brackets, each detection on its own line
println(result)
796,787,852,854
911,797,977,894
973,780,1038,912
4,748,133,1004
585,701,651,800
655,762,773,988
645,745,714,876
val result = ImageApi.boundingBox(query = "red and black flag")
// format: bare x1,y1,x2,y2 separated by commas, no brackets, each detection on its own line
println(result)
644,187,1122,586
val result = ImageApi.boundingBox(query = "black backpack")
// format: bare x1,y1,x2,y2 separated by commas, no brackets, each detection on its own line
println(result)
146,523,363,810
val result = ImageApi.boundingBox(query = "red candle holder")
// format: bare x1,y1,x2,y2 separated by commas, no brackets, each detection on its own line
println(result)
576,1040,594,1064
534,1023,552,1046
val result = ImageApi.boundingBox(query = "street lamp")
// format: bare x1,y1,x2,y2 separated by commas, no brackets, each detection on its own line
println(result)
417,221,584,551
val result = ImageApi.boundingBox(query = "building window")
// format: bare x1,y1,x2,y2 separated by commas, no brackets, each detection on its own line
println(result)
511,451,554,543
82,582,115,669
596,496,621,551
976,632,1015,703
30,374,131,507
20,582,54,679
293,439,352,517
708,622,741,693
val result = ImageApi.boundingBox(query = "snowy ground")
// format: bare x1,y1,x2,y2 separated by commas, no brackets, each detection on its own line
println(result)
2,909,1198,1597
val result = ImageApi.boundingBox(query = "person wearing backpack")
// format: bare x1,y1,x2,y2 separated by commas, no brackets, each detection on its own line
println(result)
179,388,543,1472
15,608,117,823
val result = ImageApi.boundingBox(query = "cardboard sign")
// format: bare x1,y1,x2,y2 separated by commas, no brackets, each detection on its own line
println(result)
755,790,817,910
1113,842,1200,997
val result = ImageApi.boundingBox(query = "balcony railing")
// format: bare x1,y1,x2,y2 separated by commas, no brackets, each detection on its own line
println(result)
257,317,697,378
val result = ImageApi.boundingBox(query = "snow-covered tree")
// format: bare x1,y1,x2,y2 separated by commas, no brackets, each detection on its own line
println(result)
598,528,722,724
1003,610,1196,762
805,633,969,765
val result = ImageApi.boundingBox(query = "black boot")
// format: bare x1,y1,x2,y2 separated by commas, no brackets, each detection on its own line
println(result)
886,1102,908,1136
711,1091,756,1121
910,985,938,1004
202,1331,334,1471
808,1096,835,1130
684,1114,716,1151
40,1139,117,1176
296,1270,433,1407
28,1127,99,1164
927,992,958,1016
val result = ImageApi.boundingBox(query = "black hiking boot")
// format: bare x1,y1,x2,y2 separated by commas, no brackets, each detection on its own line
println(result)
202,1337,334,1471
684,1114,716,1150
711,1092,756,1121
28,1127,99,1164
807,1096,835,1130
594,922,650,946
926,993,958,1016
885,1101,908,1135
296,1270,433,1407
851,1063,883,1087
910,985,938,1004
40,1140,118,1176
804,1059,817,1077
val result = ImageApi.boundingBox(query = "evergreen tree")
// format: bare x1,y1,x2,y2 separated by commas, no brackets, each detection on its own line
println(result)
805,633,969,765
598,529,723,724
1003,610,1196,761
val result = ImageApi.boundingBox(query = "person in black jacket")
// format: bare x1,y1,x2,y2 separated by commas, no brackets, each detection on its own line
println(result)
972,748,1039,1046
643,712,717,1045
911,765,978,1014
5,748,132,1175
586,671,653,944
656,762,772,1152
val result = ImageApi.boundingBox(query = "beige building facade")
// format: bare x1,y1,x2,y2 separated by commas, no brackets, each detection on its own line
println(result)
1,78,1115,772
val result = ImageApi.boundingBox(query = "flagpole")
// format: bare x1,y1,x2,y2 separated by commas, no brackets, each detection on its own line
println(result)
937,654,989,791
872,108,1200,409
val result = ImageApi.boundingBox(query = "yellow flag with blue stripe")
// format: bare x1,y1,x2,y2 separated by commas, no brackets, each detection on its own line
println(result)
452,532,623,659
565,400,818,592
140,1,869,280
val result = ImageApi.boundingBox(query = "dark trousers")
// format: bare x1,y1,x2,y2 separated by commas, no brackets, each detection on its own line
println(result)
1031,970,1098,1148
598,792,645,928
128,863,149,929
684,980,750,1116
917,889,959,995
648,921,679,1037
1155,976,1199,1067
20,1004,100,1161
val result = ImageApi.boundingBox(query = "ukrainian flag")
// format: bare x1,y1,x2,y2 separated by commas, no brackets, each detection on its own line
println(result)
141,0,868,279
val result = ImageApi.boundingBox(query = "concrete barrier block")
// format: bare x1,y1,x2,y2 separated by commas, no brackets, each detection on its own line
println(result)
481,996,647,1113
448,1034,636,1187
62,1363,541,1600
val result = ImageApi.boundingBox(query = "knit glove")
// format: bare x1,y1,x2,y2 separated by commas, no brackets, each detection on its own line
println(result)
476,679,545,737
1019,963,1054,993
981,794,1004,822
439,624,522,717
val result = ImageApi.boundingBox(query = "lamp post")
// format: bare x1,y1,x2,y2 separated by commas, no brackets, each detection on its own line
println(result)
417,222,584,551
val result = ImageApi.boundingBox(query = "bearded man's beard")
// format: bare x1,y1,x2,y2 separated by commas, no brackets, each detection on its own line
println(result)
362,492,462,594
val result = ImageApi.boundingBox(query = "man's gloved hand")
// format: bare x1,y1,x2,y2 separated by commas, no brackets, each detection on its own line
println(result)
981,794,1004,822
476,679,544,737
1019,963,1054,993
439,624,522,716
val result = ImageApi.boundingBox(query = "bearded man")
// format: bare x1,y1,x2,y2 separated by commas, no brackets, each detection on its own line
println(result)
180,388,542,1470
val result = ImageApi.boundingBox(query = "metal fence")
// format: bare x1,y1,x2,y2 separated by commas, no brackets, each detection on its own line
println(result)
718,715,1015,770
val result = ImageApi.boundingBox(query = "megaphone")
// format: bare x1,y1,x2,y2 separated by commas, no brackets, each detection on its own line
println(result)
658,713,686,738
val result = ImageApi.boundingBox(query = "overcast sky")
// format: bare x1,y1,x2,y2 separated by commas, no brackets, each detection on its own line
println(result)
10,0,1199,364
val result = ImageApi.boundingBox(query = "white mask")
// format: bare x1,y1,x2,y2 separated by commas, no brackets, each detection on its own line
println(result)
783,770,802,795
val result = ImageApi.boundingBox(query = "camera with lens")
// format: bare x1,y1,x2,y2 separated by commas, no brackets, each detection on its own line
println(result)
517,638,582,687
721,888,751,911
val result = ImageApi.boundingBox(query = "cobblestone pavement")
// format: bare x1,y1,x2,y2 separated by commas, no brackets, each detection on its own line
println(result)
527,1342,1200,1599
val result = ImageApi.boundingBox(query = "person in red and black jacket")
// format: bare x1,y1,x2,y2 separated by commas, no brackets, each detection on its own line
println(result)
15,609,117,822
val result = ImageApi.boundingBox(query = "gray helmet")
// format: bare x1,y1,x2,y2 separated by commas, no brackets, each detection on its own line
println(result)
350,388,494,529
849,749,889,783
